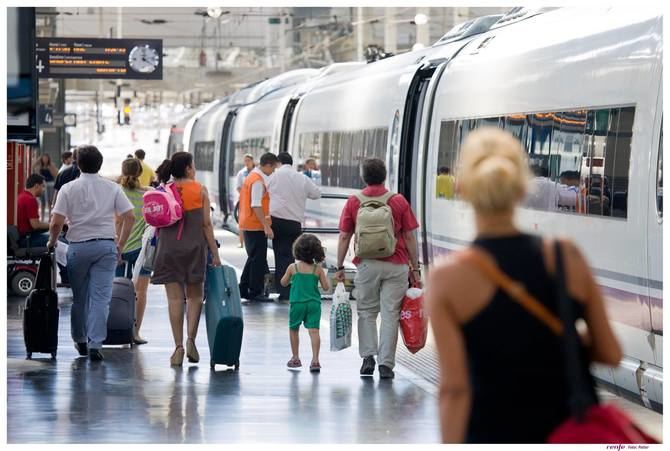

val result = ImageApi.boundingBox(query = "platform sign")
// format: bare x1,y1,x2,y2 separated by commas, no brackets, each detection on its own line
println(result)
35,37,163,80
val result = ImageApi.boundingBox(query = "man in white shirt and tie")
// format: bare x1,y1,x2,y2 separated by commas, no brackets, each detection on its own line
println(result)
268,152,321,301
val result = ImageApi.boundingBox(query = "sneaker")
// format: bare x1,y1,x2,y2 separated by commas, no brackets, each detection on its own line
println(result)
379,365,395,379
89,349,104,361
75,342,88,356
360,356,375,376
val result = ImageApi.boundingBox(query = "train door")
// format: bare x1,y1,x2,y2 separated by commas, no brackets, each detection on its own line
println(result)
648,114,662,338
218,110,237,222
398,62,444,267
279,98,300,154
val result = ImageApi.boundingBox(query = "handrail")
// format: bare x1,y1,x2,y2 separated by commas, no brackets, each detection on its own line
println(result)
318,193,350,200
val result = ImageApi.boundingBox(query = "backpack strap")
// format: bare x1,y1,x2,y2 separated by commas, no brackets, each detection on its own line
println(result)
355,191,396,206
167,182,185,241
457,247,564,336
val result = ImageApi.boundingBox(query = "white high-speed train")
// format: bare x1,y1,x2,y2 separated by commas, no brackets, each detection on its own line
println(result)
175,7,663,410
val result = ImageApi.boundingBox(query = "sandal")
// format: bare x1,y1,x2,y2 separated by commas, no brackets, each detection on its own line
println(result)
287,357,302,368
309,362,321,373
170,345,185,366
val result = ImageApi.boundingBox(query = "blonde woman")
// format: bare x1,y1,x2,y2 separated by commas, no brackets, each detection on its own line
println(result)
426,128,622,443
116,158,152,344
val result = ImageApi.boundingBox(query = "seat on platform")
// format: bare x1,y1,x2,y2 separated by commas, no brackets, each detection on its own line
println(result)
7,225,48,259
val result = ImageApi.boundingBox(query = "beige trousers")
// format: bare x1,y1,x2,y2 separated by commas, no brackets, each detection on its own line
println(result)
354,259,409,369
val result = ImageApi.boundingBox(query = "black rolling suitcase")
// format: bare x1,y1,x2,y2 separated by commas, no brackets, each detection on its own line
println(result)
103,273,136,346
23,251,59,359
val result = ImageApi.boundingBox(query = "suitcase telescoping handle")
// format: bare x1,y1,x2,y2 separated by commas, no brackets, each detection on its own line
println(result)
43,248,58,291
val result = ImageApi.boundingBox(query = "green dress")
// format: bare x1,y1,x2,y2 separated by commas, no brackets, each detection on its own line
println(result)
288,263,322,329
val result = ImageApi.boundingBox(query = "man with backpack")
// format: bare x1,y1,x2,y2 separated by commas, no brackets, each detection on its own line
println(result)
334,158,421,379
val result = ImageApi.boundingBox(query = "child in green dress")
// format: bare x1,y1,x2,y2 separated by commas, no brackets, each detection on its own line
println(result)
280,233,330,372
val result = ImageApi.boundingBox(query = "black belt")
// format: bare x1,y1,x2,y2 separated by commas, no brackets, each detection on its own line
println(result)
71,238,115,243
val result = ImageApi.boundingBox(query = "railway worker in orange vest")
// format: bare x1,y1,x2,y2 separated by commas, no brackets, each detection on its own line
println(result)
238,152,280,302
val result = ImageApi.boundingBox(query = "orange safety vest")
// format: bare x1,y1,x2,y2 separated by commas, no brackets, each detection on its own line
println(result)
239,170,269,231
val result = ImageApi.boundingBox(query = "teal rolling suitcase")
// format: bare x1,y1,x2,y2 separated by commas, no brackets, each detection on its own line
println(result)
205,264,243,370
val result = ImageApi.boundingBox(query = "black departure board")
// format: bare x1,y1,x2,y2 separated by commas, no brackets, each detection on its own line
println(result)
35,37,163,80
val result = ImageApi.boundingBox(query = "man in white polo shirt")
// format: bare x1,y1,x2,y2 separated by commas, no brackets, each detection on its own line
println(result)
268,152,321,301
47,145,135,361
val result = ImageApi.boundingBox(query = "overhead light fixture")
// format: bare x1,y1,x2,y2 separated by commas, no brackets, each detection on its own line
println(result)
207,7,223,18
414,13,429,25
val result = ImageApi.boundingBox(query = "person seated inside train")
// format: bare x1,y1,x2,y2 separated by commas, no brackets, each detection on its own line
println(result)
436,166,456,199
524,165,559,211
302,158,321,185
17,174,51,248
557,170,580,210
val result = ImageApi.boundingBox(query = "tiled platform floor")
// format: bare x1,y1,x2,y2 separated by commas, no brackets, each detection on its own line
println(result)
6,230,661,443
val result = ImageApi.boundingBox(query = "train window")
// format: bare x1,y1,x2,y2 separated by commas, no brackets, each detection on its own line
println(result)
434,106,635,219
298,127,388,189
609,107,634,218
193,141,215,171
504,114,527,144
436,120,459,200
657,124,663,219
481,116,502,128
232,136,270,175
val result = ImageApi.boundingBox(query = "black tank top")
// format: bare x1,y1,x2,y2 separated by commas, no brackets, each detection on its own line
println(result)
462,233,597,443
40,167,54,182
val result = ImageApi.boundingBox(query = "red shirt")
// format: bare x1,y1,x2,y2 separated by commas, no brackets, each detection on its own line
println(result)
339,184,419,266
17,190,39,236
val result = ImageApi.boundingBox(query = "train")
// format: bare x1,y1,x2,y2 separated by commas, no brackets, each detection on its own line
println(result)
168,7,663,410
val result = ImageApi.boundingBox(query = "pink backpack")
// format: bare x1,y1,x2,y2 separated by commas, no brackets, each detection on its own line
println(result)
142,182,184,240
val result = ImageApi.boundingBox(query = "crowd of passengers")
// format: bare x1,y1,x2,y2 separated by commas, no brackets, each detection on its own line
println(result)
15,128,623,443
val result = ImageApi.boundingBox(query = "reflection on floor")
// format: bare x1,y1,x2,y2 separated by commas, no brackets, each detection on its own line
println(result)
7,282,439,444
6,230,662,443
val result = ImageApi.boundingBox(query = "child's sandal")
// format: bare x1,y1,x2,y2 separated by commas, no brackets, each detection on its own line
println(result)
309,362,321,372
287,357,302,368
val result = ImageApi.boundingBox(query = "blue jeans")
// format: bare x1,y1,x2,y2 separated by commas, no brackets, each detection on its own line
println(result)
67,240,118,349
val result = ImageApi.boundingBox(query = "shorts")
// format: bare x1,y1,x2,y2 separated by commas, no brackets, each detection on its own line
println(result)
289,301,321,330
116,247,151,278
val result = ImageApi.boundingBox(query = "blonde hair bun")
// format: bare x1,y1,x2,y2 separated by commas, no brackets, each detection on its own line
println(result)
459,127,530,213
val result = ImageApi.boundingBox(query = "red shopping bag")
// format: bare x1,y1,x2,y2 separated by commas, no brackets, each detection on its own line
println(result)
399,286,427,354
549,404,659,444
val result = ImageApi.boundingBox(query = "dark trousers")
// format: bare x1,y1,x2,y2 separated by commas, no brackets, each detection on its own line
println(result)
271,216,302,300
239,230,269,299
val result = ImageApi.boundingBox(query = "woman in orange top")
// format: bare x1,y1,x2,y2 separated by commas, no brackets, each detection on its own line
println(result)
152,152,221,366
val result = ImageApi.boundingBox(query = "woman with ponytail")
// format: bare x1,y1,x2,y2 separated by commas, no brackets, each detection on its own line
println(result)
426,128,622,443
116,157,152,344
151,151,221,366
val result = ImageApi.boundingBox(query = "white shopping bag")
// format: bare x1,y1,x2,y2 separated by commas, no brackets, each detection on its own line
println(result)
330,282,352,351
55,241,68,267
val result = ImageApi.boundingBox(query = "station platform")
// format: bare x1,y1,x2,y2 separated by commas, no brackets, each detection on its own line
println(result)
6,230,662,443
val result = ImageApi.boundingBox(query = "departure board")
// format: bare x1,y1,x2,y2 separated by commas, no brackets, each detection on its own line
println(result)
35,37,163,80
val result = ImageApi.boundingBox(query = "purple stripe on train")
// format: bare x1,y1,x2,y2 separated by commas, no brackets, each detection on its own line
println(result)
425,243,663,334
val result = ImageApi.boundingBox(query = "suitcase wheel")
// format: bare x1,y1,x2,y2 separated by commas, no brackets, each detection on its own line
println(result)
234,361,240,371
210,361,216,370
26,352,32,360
51,351,57,360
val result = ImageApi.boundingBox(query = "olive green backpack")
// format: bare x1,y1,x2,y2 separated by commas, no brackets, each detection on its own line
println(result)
354,192,397,259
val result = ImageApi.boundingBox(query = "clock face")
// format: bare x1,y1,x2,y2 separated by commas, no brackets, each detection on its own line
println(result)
128,45,159,73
